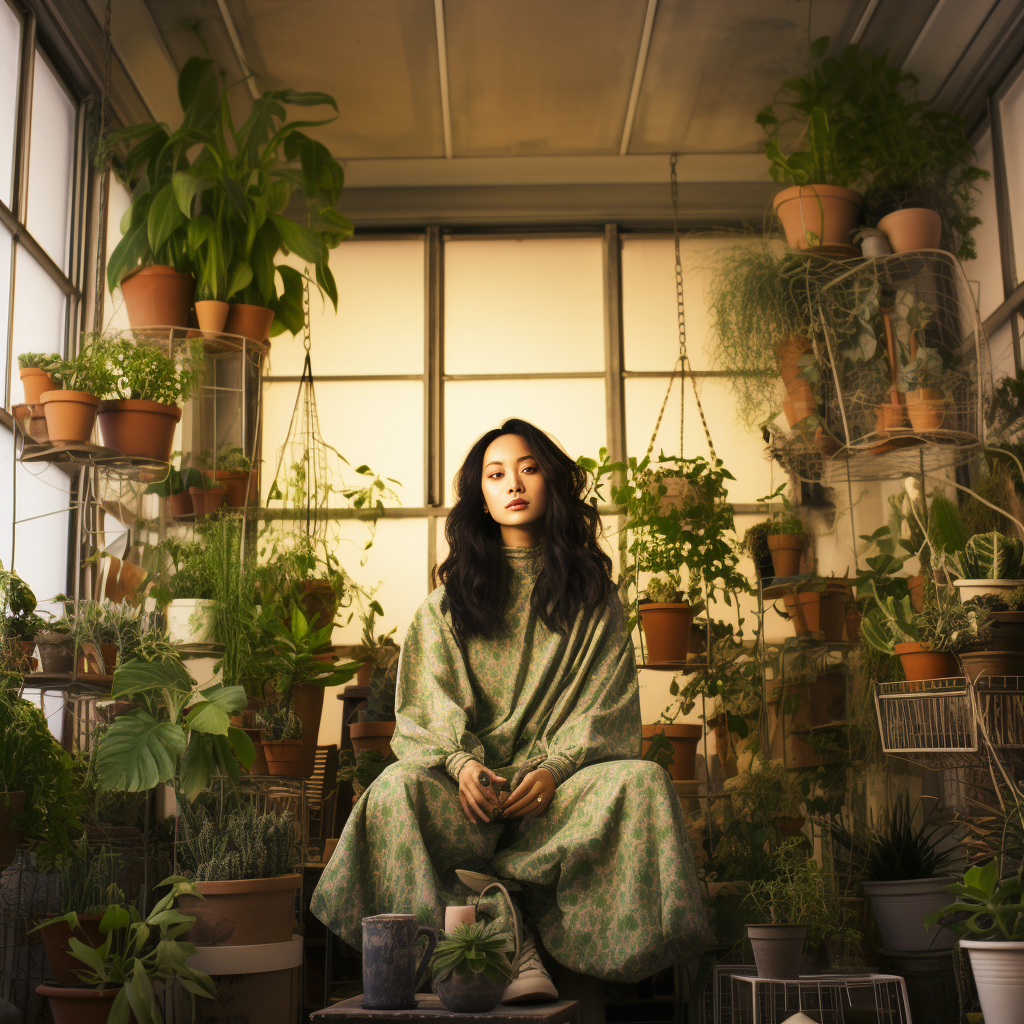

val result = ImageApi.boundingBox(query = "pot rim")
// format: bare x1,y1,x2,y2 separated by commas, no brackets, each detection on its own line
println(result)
773,183,864,205
190,872,302,895
639,601,693,611
861,876,955,894
349,721,397,736
121,263,193,282
35,983,120,998
97,398,182,418
960,939,1024,950
39,390,99,406
642,723,704,738
745,922,808,933
953,579,1024,587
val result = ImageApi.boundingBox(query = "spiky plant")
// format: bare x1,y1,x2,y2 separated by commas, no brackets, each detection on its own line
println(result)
430,920,516,987
184,804,296,882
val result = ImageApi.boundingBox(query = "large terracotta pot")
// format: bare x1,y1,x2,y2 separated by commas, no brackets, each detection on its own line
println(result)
262,737,303,776
639,602,694,664
0,791,25,868
350,720,396,757
895,642,959,682
40,390,99,444
767,534,805,577
97,399,181,462
878,208,942,253
957,648,1024,682
773,184,863,251
188,485,225,516
119,264,193,329
35,984,136,1024
20,366,55,405
641,723,703,781
195,299,230,334
40,914,106,984
906,389,945,431
292,682,325,778
224,302,275,343
178,873,301,946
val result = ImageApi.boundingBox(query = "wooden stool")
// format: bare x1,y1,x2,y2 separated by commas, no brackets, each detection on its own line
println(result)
311,993,580,1022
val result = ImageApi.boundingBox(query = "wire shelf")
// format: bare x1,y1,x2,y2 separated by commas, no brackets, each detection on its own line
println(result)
974,675,1024,753
874,676,979,765
727,973,911,1024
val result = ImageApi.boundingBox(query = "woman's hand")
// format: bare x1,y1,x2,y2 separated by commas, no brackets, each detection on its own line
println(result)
458,761,507,824
501,768,556,820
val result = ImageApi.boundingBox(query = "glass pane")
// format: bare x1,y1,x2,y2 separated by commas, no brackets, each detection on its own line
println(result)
267,240,425,378
103,174,133,333
965,128,1002,321
444,378,606,504
0,223,11,405
0,2,20,208
624,376,772,505
12,246,66,400
1001,72,1024,295
261,380,423,506
11,461,69,605
445,237,604,373
27,48,76,272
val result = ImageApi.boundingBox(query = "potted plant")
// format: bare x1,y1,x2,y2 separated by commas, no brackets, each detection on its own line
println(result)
34,877,216,1024
925,858,1024,1024
197,444,256,507
144,451,206,518
41,338,113,445
96,335,204,463
154,539,218,644
63,599,172,676
34,619,76,674
17,351,60,405
947,531,1024,602
431,920,516,1013
746,484,810,580
349,601,401,757
1,565,46,671
189,475,226,517
176,803,300,947
256,702,303,776
897,310,948,432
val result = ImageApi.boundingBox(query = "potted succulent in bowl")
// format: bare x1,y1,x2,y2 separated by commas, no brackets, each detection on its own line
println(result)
41,339,113,445
947,532,1024,603
17,351,60,405
431,920,516,1013
925,858,1024,1024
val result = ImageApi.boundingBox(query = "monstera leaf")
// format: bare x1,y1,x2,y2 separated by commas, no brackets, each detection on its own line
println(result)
94,710,186,792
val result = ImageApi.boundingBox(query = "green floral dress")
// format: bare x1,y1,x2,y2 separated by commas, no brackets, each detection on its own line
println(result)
310,547,707,982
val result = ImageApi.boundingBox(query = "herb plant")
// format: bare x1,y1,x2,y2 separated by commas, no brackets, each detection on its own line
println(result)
861,590,991,655
103,337,204,406
47,338,114,395
181,804,295,882
17,352,60,370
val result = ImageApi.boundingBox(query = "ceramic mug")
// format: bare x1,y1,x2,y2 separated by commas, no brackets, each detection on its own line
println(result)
361,914,438,1010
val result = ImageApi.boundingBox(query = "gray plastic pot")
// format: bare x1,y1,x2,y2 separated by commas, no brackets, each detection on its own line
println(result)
436,968,506,1012
861,877,957,951
746,923,808,979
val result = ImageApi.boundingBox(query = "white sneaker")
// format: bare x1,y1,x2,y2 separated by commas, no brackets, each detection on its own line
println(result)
502,927,559,1003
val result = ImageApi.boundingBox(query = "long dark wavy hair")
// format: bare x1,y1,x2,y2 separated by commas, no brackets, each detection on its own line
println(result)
436,418,613,641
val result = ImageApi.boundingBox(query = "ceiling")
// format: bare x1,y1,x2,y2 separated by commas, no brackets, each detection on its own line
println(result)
72,0,1024,226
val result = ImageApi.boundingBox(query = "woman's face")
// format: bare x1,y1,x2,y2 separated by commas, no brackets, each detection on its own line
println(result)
480,433,547,541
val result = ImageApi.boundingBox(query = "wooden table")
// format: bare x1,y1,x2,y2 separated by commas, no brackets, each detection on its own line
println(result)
312,994,580,1023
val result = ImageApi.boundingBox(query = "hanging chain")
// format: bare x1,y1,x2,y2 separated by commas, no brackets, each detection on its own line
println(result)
91,0,113,334
302,276,312,352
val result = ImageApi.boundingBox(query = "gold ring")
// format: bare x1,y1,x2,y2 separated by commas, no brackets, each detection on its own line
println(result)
536,796,543,803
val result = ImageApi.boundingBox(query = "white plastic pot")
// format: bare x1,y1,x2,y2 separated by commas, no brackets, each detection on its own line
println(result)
166,599,216,644
953,579,1024,602
861,877,957,951
960,940,1024,1024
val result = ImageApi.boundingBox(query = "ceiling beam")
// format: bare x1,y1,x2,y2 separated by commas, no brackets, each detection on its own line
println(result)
850,0,883,42
434,0,453,159
619,0,658,157
215,0,260,100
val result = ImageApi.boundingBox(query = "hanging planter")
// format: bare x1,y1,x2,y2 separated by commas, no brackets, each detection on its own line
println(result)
119,265,194,329
97,399,181,462
639,602,694,664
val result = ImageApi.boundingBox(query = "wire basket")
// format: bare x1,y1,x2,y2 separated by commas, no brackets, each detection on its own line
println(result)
874,677,979,766
728,973,910,1024
974,676,1024,757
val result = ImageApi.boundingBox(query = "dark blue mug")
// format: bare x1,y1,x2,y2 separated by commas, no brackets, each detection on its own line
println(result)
362,914,439,1009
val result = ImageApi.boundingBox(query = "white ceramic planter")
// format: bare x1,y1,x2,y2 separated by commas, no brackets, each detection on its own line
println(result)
861,877,957,951
953,579,1024,602
166,599,216,644
961,940,1024,1024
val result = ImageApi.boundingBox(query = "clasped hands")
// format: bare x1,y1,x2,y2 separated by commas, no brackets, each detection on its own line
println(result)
458,760,555,824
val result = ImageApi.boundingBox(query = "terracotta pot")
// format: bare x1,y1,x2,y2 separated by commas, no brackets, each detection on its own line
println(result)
776,334,812,392
782,587,846,641
35,984,136,1024
243,728,268,775
641,723,703,781
20,366,55,405
908,575,926,612
895,642,959,682
989,611,1024,650
878,208,942,253
119,264,193,329
79,643,116,676
875,401,907,431
188,485,225,516
40,390,99,444
773,184,863,250
292,682,325,778
0,791,25,868
350,720,396,757
167,490,193,518
767,534,805,577
178,873,301,946
262,737,304,776
639,602,694,664
97,399,181,462
206,469,256,508
40,914,105,984
809,671,846,725
299,579,339,631
356,662,372,686
224,302,275,343
195,299,230,334
35,633,74,673
906,389,945,431
957,648,1024,682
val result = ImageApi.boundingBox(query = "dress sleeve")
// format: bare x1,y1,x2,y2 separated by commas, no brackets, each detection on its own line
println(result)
391,591,485,783
535,598,642,787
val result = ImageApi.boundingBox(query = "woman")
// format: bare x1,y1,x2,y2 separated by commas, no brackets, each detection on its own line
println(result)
310,419,707,997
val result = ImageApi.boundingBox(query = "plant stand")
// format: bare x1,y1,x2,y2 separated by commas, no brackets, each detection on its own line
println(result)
726,972,911,1024
312,994,580,1022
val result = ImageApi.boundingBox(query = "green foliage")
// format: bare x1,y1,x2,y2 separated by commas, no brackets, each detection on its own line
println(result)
0,564,45,643
926,859,1024,941
642,731,675,772
337,748,396,789
17,351,59,370
181,804,296,881
103,336,204,405
255,702,301,741
861,588,991,655
430,920,516,987
949,531,1024,581
357,601,400,721
33,875,216,1024
47,337,115,395
152,538,218,603
54,844,127,914
196,444,251,473
144,451,206,498
62,599,174,667
644,575,679,603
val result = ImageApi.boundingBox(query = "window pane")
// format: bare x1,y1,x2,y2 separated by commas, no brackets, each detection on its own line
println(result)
27,48,76,272
1000,72,1024,294
261,380,423,506
444,378,605,503
444,238,604,373
12,247,66,400
0,2,20,208
104,174,133,333
965,128,1002,321
0,223,11,405
267,240,425,378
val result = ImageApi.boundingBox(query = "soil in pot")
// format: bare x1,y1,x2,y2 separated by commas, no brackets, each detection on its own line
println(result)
262,738,304,776
773,184,863,251
40,914,106,984
436,970,506,1013
177,873,302,946
905,389,945,431
120,264,193,329
35,984,133,1024
878,208,942,252
0,791,25,867
20,366,55,405
767,534,805,577
97,399,181,463
40,390,99,444
895,642,959,682
292,683,325,778
195,299,230,334
224,302,275,343
960,940,1024,1024
861,877,957,952
746,923,808,979
35,633,75,673
189,485,225,516
639,602,694,664
350,720,396,758
641,723,703,781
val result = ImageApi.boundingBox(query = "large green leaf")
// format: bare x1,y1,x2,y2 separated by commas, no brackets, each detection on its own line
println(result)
94,711,186,792
147,183,186,256
107,221,149,290
228,725,256,769
177,56,219,131
268,213,324,263
179,732,218,801
112,658,193,701
172,168,210,218
184,701,230,736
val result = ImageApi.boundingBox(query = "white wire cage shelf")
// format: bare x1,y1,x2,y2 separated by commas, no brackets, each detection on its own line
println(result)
726,973,911,1024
